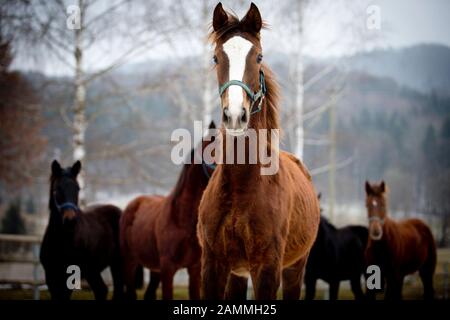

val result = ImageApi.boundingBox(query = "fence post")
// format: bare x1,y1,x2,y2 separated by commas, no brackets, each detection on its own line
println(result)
32,242,40,300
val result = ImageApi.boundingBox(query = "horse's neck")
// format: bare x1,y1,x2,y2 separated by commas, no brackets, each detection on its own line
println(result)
369,217,395,252
221,160,262,191
382,217,395,236
48,196,62,228
170,166,207,223
252,97,279,137
47,198,77,236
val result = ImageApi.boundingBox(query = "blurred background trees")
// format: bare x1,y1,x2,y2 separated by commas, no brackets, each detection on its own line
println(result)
0,36,46,193
1,198,26,235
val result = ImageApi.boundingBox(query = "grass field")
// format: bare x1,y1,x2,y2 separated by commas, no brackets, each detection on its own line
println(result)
0,249,449,300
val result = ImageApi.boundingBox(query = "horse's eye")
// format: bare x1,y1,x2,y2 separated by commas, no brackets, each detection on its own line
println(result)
212,55,218,64
257,54,263,63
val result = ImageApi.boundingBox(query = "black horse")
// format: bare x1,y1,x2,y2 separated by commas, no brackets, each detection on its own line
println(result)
304,213,368,300
40,160,123,300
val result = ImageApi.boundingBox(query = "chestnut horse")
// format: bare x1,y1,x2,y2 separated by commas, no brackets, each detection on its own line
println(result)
364,181,436,300
197,3,320,300
120,122,216,300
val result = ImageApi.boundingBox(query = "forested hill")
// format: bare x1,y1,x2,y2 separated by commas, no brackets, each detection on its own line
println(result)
18,44,450,213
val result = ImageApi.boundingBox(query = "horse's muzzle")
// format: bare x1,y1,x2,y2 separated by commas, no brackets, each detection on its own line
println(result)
63,209,78,223
369,226,383,241
222,106,248,136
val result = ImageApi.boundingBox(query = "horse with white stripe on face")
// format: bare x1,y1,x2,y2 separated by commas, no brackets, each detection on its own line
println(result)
197,2,320,300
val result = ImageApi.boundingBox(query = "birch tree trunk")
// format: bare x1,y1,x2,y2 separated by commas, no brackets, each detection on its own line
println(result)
73,0,87,206
201,0,213,127
293,0,304,160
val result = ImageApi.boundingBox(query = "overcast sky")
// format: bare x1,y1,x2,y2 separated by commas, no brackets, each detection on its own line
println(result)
12,0,450,75
377,0,450,48
265,0,450,57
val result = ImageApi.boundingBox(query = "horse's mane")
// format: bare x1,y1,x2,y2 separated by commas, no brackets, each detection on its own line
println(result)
48,175,56,210
259,64,280,131
171,148,196,200
320,215,337,231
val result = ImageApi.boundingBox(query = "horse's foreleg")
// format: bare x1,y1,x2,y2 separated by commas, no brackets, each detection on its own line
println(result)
329,280,340,300
251,261,281,300
419,268,435,300
45,267,72,300
282,256,308,300
86,271,108,300
160,257,177,300
144,271,160,300
419,250,436,300
201,247,229,299
385,275,403,300
188,263,201,300
224,274,248,300
110,256,124,300
123,260,138,300
304,276,317,300
350,275,365,300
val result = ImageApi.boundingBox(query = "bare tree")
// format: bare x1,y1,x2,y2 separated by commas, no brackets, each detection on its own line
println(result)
292,0,306,159
7,0,174,204
0,36,47,191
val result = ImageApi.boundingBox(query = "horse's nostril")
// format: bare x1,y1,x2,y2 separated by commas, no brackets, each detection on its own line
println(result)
240,108,247,123
222,107,230,123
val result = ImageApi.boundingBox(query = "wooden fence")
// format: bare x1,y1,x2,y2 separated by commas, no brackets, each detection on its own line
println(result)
0,234,42,300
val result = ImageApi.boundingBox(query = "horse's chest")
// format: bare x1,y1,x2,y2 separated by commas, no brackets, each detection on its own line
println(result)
214,212,271,262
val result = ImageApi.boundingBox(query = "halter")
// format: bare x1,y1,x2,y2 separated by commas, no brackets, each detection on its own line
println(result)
218,69,267,115
202,160,217,179
368,216,385,225
54,198,80,214
193,147,217,179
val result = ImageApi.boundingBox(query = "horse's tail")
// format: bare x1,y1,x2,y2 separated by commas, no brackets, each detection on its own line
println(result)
424,225,437,273
350,225,369,248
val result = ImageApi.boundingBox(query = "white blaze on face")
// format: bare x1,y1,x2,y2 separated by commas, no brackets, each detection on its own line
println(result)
222,36,253,121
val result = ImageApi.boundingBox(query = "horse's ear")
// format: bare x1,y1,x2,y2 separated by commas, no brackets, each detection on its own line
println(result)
365,181,373,195
241,2,262,34
380,181,386,193
71,160,82,177
213,3,228,31
51,160,62,177
209,121,216,129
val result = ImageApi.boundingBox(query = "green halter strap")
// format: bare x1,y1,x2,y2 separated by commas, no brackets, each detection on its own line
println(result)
218,70,266,115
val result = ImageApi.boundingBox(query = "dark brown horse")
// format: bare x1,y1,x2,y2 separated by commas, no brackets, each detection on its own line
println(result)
40,160,123,300
304,213,368,300
364,181,436,300
120,122,216,300
197,3,320,300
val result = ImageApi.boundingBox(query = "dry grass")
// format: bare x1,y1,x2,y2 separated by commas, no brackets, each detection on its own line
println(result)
0,249,449,300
